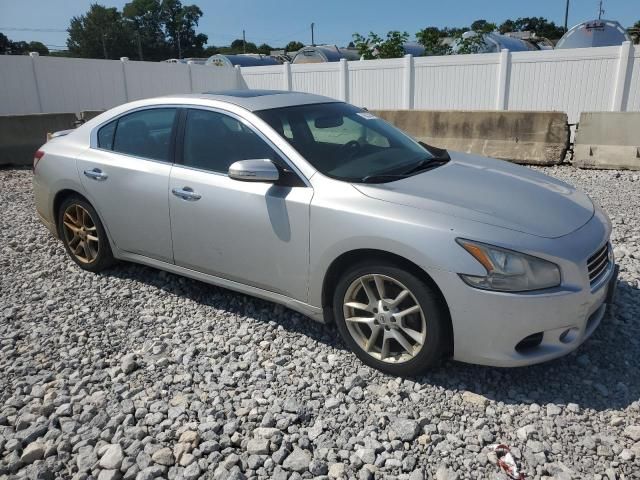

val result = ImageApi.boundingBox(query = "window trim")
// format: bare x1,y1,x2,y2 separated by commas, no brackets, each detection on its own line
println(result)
90,105,181,165
174,106,310,187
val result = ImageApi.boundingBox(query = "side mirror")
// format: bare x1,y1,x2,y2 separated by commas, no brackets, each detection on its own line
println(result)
228,159,280,183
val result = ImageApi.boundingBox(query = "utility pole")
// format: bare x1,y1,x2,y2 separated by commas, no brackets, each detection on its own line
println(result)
177,27,182,59
101,33,108,59
242,29,246,54
311,22,315,46
564,0,570,32
598,0,604,20
136,32,143,61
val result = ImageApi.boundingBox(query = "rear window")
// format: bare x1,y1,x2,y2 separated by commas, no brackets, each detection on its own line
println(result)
96,108,177,162
97,120,116,150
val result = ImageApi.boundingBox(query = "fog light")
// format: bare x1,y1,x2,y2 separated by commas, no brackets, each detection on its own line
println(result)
515,332,543,353
559,328,578,344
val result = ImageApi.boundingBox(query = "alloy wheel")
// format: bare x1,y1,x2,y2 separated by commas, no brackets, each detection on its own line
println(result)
62,204,100,264
343,274,427,363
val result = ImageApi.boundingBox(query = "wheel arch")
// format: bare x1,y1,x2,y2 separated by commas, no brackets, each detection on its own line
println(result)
321,248,453,356
53,189,89,234
52,189,117,252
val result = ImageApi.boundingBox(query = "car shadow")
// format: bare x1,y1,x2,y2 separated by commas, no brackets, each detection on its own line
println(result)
103,262,638,412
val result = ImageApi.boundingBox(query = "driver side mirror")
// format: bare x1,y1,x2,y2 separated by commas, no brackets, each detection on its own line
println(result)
228,159,280,183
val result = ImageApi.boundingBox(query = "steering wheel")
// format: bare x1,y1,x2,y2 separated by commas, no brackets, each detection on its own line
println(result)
340,140,361,156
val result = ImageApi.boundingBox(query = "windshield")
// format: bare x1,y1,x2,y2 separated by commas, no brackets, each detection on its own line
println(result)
255,102,437,182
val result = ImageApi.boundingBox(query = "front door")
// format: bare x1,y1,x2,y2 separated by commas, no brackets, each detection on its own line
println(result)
77,107,178,263
169,108,312,301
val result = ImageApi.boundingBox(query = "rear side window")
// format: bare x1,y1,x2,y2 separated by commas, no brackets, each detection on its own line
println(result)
100,108,177,162
97,120,116,150
182,109,277,173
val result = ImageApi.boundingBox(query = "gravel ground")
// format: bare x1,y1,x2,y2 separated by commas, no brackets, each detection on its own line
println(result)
1,165,639,480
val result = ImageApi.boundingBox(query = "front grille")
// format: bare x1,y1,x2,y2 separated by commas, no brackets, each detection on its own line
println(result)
587,243,610,284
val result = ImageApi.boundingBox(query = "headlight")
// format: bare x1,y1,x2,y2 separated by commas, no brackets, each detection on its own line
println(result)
456,239,561,292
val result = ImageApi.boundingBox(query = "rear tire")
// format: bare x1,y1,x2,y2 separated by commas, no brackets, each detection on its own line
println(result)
332,260,447,376
57,196,114,272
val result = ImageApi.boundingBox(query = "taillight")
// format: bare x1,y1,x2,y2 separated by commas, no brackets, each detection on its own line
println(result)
33,150,45,171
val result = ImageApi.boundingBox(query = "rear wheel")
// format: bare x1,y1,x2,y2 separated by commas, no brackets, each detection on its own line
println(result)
333,261,447,376
58,196,114,272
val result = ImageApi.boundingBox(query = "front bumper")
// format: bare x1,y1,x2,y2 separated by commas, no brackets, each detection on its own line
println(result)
429,200,615,368
432,260,616,367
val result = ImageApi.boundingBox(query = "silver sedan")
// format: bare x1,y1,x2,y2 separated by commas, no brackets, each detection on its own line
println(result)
33,90,618,376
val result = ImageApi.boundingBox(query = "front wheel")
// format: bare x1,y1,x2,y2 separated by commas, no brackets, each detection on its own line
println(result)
58,196,114,272
332,261,448,376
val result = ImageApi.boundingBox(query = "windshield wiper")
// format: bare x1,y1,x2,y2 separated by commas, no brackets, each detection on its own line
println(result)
401,156,450,176
419,141,450,160
359,174,411,184
399,143,450,176
360,143,451,184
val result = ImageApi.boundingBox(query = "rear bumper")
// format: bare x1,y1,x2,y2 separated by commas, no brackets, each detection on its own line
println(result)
37,210,58,238
33,174,59,238
430,258,616,368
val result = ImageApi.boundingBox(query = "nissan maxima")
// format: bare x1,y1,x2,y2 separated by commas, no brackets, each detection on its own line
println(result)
33,90,618,376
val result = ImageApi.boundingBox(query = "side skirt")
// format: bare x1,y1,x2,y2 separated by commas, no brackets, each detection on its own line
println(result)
115,251,326,323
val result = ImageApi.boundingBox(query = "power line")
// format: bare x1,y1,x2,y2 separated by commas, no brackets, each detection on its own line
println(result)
0,27,67,32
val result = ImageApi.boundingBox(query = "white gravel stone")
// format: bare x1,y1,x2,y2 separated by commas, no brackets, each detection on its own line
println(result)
246,438,269,455
151,447,174,466
1,166,639,479
20,441,45,464
623,425,640,442
282,447,311,472
100,444,124,470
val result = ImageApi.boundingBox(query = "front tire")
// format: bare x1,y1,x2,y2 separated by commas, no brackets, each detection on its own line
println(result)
57,196,114,272
332,261,447,376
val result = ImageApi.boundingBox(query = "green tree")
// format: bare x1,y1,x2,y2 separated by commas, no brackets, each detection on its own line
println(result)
161,0,207,58
455,21,497,54
123,0,168,60
499,19,516,34
285,40,304,52
441,27,467,37
257,43,273,55
10,41,30,54
27,41,50,55
352,31,409,59
0,34,50,55
498,17,565,40
630,21,640,44
471,19,491,31
416,27,451,55
0,33,11,54
512,17,565,40
202,45,219,57
230,38,258,53
67,4,134,59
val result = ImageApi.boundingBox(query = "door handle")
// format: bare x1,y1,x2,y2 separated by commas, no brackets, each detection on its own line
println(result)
172,187,202,201
83,168,108,181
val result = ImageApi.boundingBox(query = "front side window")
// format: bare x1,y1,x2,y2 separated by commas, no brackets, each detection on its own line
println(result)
256,102,435,182
182,109,277,174
108,108,177,162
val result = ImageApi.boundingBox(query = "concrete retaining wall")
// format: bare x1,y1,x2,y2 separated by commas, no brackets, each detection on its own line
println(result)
79,110,105,122
0,114,78,166
372,110,569,165
574,112,640,170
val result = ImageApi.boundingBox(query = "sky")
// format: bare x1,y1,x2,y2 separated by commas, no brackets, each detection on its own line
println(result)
1,0,638,51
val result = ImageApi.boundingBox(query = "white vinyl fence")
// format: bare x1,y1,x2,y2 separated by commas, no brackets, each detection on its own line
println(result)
0,55,240,115
242,42,639,124
1,42,638,124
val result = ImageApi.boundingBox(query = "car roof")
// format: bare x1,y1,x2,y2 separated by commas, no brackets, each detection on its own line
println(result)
163,89,339,112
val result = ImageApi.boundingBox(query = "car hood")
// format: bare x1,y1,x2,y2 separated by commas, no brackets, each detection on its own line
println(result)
353,151,594,238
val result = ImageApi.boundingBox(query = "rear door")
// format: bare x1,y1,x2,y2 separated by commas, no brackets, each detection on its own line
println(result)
77,107,178,263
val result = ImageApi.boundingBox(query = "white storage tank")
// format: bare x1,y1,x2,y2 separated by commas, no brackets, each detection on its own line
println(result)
556,20,631,49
